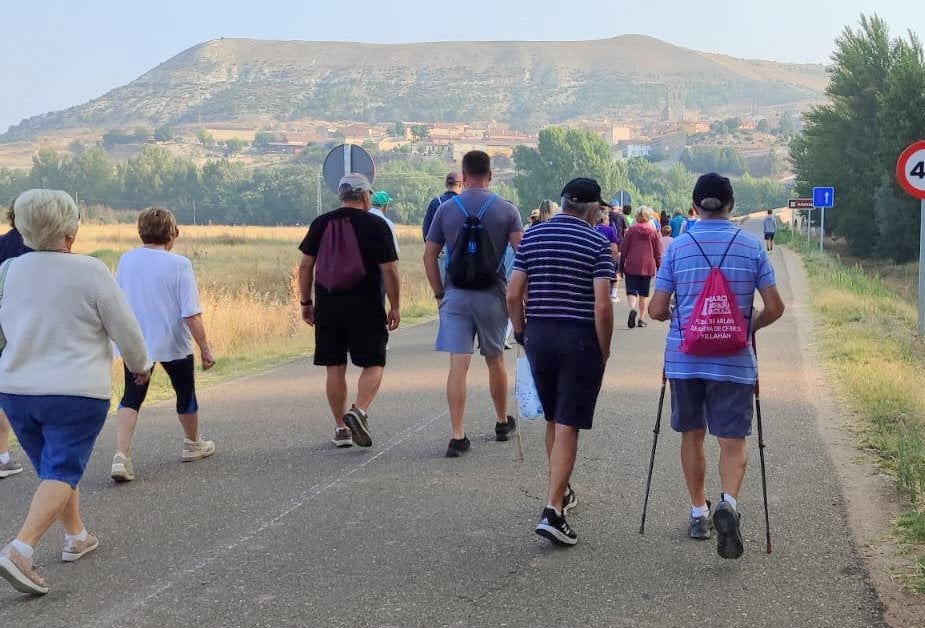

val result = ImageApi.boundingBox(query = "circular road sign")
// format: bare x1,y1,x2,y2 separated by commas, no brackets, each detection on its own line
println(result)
897,140,925,200
322,144,376,193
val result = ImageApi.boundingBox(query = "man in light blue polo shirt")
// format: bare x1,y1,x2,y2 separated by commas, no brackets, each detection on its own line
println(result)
649,173,785,560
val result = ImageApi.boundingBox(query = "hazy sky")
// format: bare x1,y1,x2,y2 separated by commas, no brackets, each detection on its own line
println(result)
1,0,921,132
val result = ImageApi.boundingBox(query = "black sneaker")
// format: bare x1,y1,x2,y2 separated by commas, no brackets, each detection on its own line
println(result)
343,406,372,448
495,415,517,442
563,486,578,515
637,319,648,328
713,500,744,559
535,507,578,546
446,436,471,458
628,310,637,329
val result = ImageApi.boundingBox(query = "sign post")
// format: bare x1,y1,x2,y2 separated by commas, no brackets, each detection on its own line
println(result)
812,187,835,252
897,141,925,335
788,198,813,240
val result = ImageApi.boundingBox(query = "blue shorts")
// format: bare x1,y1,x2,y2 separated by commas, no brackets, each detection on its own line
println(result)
669,378,754,438
436,288,509,357
525,319,605,430
0,393,110,488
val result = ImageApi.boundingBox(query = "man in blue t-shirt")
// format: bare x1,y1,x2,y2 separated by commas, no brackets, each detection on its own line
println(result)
763,209,778,252
649,173,785,560
670,209,685,237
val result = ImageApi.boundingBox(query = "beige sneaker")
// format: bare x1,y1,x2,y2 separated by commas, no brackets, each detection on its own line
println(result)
0,542,49,595
110,453,136,482
61,533,99,562
182,437,216,461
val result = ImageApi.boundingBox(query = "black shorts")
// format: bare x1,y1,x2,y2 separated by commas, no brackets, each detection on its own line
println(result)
764,232,775,241
314,302,388,368
525,319,605,430
120,355,198,414
624,274,652,296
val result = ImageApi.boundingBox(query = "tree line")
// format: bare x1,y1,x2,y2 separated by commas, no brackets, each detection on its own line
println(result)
791,14,925,261
513,127,789,216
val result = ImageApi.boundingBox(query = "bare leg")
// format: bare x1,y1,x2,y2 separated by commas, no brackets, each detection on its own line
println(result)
485,353,509,423
447,354,472,439
626,293,639,314
114,407,139,456
178,412,199,441
547,424,578,512
16,481,74,547
0,411,10,454
356,366,384,412
545,420,556,459
718,437,748,499
681,429,708,506
638,295,650,321
58,488,85,536
325,365,349,429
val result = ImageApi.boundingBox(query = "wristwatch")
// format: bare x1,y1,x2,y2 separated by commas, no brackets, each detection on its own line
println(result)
434,292,445,300
300,299,313,306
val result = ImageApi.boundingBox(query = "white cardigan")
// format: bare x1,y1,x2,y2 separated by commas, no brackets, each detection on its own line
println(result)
0,252,152,400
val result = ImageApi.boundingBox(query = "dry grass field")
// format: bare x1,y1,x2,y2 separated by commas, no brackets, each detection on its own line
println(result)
69,223,435,406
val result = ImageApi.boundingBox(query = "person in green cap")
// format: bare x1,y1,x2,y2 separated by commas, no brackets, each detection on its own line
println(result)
371,191,400,255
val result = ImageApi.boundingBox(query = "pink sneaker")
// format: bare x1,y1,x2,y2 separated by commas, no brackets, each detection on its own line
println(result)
61,533,99,562
0,542,49,595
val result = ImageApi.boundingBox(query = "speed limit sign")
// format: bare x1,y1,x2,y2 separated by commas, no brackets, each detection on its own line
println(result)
898,140,925,199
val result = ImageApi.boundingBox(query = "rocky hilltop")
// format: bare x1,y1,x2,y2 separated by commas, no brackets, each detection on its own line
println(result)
2,35,827,139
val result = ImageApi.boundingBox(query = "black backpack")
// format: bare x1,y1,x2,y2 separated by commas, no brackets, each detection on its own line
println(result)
446,194,502,290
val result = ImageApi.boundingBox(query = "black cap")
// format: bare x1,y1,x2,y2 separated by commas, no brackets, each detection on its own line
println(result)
561,178,602,204
693,173,734,210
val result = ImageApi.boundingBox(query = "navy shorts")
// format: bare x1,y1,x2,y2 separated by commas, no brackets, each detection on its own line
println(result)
121,354,198,414
624,274,652,297
669,378,754,438
0,393,110,488
765,232,775,241
525,320,605,430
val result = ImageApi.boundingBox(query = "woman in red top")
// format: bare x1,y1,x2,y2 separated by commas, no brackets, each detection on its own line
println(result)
619,206,662,328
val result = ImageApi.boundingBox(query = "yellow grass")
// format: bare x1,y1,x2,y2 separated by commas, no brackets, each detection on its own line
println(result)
70,223,436,406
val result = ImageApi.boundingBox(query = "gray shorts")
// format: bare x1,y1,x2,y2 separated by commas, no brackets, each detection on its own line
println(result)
436,288,508,356
670,378,754,438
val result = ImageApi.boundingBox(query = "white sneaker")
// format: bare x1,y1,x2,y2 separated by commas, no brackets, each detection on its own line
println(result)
182,438,216,461
110,453,136,482
61,533,99,562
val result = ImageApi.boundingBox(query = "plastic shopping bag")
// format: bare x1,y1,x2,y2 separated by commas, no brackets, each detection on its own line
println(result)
515,356,545,420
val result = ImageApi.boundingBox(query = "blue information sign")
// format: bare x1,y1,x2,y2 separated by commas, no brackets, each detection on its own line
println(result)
812,186,835,208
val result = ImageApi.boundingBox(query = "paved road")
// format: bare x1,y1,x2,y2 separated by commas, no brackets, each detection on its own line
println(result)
1,220,884,627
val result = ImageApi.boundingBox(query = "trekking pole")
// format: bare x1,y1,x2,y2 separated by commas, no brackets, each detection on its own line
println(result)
513,343,525,462
753,332,772,554
639,369,668,535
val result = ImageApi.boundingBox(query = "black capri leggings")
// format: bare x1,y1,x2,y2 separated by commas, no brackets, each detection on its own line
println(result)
120,354,198,414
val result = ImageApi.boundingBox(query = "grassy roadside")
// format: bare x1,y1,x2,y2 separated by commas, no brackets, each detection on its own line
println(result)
781,228,925,591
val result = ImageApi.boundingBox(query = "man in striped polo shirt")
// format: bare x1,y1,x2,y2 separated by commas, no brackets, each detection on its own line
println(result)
507,178,615,546
649,173,785,559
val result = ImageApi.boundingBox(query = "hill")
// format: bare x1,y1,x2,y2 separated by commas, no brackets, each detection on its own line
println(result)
2,35,827,139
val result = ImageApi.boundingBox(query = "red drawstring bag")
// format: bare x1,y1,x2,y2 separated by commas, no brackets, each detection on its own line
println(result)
679,231,749,356
315,218,366,292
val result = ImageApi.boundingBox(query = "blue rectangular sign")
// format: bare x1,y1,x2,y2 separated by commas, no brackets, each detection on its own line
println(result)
813,186,835,208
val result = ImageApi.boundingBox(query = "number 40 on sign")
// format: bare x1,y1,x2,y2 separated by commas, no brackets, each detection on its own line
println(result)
896,140,925,336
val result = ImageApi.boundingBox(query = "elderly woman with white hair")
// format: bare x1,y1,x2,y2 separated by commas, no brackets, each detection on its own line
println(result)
0,189,151,596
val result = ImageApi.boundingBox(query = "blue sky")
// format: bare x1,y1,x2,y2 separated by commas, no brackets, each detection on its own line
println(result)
0,0,921,132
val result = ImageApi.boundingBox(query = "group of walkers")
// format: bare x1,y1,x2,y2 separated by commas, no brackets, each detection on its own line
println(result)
0,148,784,598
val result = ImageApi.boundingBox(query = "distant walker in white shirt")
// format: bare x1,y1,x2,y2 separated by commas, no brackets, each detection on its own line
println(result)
111,207,217,484
370,190,401,255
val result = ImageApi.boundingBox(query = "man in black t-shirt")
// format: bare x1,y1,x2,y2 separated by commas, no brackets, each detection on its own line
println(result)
298,174,401,449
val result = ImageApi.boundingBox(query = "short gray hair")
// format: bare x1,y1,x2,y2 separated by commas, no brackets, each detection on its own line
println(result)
14,189,80,251
560,196,599,216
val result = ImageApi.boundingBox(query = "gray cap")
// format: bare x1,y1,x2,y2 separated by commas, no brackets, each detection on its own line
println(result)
338,173,373,194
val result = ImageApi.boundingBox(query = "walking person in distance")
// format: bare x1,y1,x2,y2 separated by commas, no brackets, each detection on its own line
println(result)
110,207,217,482
648,173,785,559
620,206,662,329
299,174,401,448
763,209,778,252
507,177,615,545
424,151,522,457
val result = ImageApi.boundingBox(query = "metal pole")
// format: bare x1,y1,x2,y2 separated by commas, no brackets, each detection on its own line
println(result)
820,207,825,252
343,143,352,177
919,199,925,336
